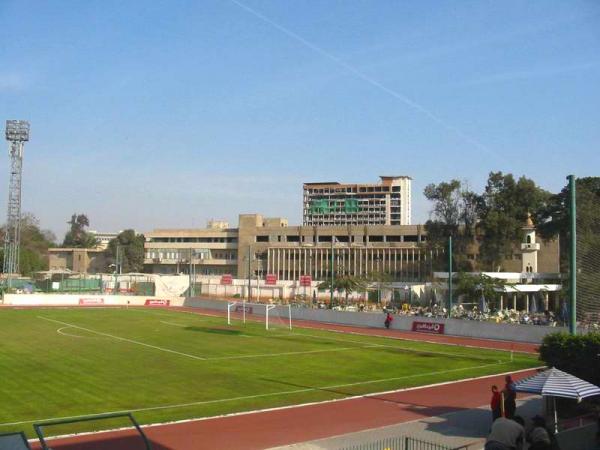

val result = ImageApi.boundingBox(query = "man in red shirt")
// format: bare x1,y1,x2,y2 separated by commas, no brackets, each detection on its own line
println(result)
490,385,502,422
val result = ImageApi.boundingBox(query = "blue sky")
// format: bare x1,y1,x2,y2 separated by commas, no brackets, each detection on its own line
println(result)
1,0,599,239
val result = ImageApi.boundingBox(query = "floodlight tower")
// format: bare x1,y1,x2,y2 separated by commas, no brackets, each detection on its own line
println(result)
3,120,29,282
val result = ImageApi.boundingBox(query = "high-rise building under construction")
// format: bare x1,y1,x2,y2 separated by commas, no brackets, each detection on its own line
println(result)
303,176,411,227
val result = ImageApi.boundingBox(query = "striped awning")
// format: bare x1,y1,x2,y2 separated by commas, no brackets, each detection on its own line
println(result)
514,367,600,400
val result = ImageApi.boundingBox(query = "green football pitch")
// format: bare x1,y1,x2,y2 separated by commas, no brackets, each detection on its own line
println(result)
0,307,539,437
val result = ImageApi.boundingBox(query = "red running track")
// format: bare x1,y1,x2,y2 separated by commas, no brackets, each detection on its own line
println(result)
25,305,542,450
32,368,540,450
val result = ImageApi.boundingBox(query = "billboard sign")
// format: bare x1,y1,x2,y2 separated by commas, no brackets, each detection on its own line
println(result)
265,274,277,285
411,321,445,334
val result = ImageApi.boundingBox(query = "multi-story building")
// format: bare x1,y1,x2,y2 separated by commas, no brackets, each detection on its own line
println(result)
143,213,560,283
144,221,238,275
89,230,121,250
303,176,412,227
145,214,430,281
48,248,107,273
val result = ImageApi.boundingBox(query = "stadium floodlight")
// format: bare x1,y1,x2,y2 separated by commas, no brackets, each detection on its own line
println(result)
5,120,30,142
3,119,29,282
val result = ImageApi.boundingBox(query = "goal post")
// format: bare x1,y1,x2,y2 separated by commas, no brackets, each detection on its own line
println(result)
227,302,292,330
266,304,292,330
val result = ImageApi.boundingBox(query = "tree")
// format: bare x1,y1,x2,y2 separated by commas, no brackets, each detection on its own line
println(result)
105,230,146,273
317,275,367,305
423,179,477,272
0,213,57,276
454,272,510,310
536,177,600,272
63,214,98,248
476,172,549,271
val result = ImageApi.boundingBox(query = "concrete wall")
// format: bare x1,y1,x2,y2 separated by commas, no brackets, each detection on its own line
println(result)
3,294,184,307
184,297,566,344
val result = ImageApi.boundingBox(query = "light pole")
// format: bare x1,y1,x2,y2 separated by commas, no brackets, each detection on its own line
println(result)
3,120,29,288
330,237,335,308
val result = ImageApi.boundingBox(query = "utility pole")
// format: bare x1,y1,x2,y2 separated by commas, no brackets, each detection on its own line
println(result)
330,237,335,308
568,175,577,335
113,245,120,295
448,236,453,316
247,245,252,302
188,248,194,298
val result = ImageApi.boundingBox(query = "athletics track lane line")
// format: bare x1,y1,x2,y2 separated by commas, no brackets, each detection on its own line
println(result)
1,361,508,427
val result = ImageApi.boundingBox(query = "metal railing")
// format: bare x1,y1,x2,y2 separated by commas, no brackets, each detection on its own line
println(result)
338,436,475,450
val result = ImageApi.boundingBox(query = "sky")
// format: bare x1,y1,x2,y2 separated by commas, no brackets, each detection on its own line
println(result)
0,0,599,240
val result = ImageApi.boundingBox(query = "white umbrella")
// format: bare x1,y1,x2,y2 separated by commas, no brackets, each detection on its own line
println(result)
514,367,600,432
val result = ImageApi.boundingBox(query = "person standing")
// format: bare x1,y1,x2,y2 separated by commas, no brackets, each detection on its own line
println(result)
503,375,517,419
490,385,502,422
384,312,393,329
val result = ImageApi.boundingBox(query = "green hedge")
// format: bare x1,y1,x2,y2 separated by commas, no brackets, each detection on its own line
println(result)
539,332,600,386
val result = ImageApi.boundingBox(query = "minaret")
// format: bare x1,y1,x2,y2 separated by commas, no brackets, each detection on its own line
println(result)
521,213,540,273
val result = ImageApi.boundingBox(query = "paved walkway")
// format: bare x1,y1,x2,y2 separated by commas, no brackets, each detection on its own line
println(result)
269,397,542,450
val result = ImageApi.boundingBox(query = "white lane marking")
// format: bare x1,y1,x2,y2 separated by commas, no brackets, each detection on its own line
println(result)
38,316,207,361
4,361,524,427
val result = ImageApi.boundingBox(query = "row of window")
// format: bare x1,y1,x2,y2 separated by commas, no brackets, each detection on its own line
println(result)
255,235,424,243
306,186,402,194
148,237,237,243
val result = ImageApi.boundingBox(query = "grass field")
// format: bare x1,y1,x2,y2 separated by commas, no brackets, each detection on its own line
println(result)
0,307,540,438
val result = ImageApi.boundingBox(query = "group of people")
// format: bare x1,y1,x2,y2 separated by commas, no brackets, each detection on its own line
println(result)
486,376,553,450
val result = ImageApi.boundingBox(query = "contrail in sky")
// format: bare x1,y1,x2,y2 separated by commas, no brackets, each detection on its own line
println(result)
229,0,499,159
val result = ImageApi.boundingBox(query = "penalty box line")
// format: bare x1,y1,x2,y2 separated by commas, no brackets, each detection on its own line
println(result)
2,361,512,428
37,316,207,361
38,316,395,362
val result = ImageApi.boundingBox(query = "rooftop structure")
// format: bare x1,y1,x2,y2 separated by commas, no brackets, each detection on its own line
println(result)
303,176,412,227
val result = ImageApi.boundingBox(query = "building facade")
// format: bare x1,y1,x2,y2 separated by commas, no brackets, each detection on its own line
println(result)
303,176,412,227
48,248,107,273
144,213,560,283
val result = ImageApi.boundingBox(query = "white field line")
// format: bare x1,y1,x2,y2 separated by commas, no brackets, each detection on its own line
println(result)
164,307,537,355
154,311,509,363
44,316,414,363
159,320,188,328
38,316,207,361
25,384,542,446
56,326,103,339
205,344,383,361
2,361,516,428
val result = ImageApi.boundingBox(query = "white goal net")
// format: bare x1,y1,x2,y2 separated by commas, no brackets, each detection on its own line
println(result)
227,301,292,330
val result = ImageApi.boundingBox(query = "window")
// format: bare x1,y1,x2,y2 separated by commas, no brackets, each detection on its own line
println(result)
256,235,269,242
287,235,300,242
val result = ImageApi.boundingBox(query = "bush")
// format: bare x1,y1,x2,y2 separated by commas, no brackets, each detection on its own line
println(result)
232,294,241,298
539,332,600,386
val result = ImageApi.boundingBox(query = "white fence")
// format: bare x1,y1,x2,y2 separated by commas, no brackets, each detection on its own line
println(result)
2,294,184,307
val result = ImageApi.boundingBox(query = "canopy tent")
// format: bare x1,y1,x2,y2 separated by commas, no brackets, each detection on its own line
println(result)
514,367,600,432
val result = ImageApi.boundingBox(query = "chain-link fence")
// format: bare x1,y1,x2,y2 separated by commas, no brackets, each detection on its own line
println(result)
575,178,600,328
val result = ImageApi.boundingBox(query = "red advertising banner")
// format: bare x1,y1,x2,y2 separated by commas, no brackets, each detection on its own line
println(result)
221,274,233,285
299,275,312,287
411,321,445,334
79,298,104,305
265,274,277,285
145,299,171,306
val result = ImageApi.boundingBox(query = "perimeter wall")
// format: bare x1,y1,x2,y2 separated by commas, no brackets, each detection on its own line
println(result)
184,297,566,344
